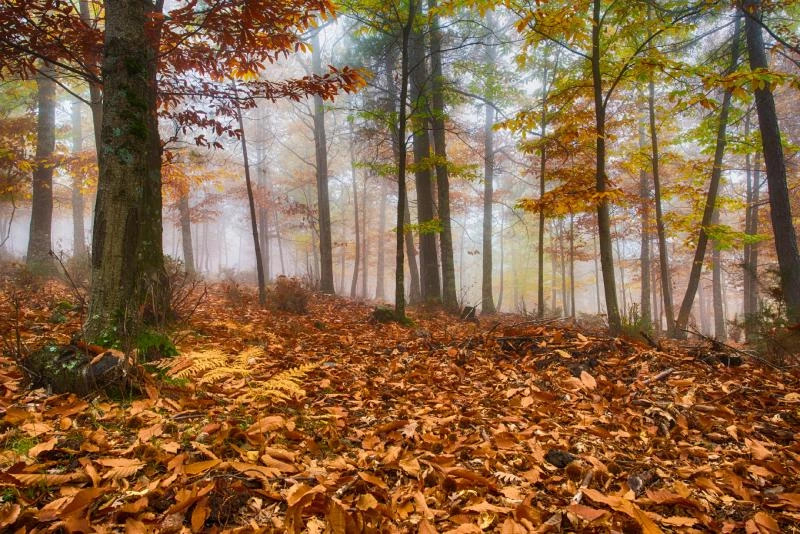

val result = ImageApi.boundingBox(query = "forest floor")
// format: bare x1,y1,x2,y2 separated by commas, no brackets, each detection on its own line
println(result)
0,276,799,533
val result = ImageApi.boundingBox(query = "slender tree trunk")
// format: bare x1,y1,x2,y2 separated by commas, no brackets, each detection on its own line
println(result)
745,153,762,339
638,111,652,330
429,0,457,311
178,192,195,274
712,210,726,340
376,178,387,300
256,115,270,282
394,0,415,318
647,13,676,336
651,240,661,333
361,174,369,299
71,98,87,259
350,131,361,299
311,31,334,294
87,0,167,339
537,66,549,319
569,213,575,318
79,0,103,153
550,224,557,313
591,0,621,334
409,13,441,303
27,64,56,271
558,219,567,315
675,16,741,334
482,101,496,314
594,231,601,315
742,0,800,322
236,104,266,307
615,220,627,315
497,210,505,311
274,210,285,275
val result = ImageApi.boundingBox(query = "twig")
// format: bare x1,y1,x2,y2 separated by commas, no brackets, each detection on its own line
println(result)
571,469,594,505
682,328,787,371
642,368,674,385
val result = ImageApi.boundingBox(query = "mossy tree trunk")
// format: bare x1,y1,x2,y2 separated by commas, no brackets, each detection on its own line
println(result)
27,63,56,272
86,0,167,341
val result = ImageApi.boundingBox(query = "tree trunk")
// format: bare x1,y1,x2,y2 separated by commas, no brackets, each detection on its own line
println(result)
87,0,167,340
71,98,87,259
497,210,505,311
638,111,652,330
27,64,56,271
594,231,601,315
742,0,800,323
275,210,285,274
712,210,726,340
675,16,741,335
361,174,369,299
558,219,567,315
550,223,557,314
569,213,575,318
744,151,761,339
614,220,627,315
591,0,621,334
236,104,266,307
178,192,195,275
481,101,496,314
375,178,387,300
350,130,361,299
409,14,441,303
537,61,550,319
394,0,415,319
256,115,270,282
428,0,458,312
311,32,335,294
79,0,103,153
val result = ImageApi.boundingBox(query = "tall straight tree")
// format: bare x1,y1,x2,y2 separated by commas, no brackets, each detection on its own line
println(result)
675,15,742,335
428,0,458,312
741,0,800,323
394,0,416,319
27,64,56,271
177,190,195,275
638,111,652,330
481,18,498,315
311,30,335,294
71,98,87,259
409,2,441,303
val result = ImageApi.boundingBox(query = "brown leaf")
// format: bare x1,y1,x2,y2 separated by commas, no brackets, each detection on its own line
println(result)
567,503,608,522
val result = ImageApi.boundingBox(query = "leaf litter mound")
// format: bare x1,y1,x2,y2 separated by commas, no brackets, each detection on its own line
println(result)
0,280,799,533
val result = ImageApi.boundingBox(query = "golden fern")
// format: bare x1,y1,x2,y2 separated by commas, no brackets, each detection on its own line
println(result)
157,347,317,403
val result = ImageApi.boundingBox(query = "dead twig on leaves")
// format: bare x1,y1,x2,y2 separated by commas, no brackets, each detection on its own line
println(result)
571,469,594,505
682,328,788,370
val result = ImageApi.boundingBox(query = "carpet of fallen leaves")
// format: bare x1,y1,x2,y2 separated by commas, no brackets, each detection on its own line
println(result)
1,279,800,534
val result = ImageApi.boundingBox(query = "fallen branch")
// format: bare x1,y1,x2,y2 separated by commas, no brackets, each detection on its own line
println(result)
571,469,594,505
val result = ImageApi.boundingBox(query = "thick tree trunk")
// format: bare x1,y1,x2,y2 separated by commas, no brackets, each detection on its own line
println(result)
27,64,56,271
178,192,195,275
236,105,266,307
482,102,496,314
428,0,458,312
409,17,441,303
591,0,621,334
742,0,800,323
87,0,167,340
638,113,652,330
376,178,387,300
310,32,334,294
675,17,741,335
71,98,87,259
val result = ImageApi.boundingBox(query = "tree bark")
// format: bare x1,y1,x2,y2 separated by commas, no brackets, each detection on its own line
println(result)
310,31,334,294
675,16,741,335
361,173,369,299
394,0,415,319
376,177,387,300
409,12,441,303
712,212,726,341
71,97,87,259
178,192,195,275
481,100,496,314
591,0,621,334
79,0,103,153
27,63,56,271
87,0,167,339
349,129,361,299
569,213,575,318
638,111,651,330
537,61,549,319
236,104,266,307
428,0,458,312
742,0,800,323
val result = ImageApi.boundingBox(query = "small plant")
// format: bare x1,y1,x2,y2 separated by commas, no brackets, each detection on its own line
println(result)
621,303,651,340
739,301,800,367
268,276,309,314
